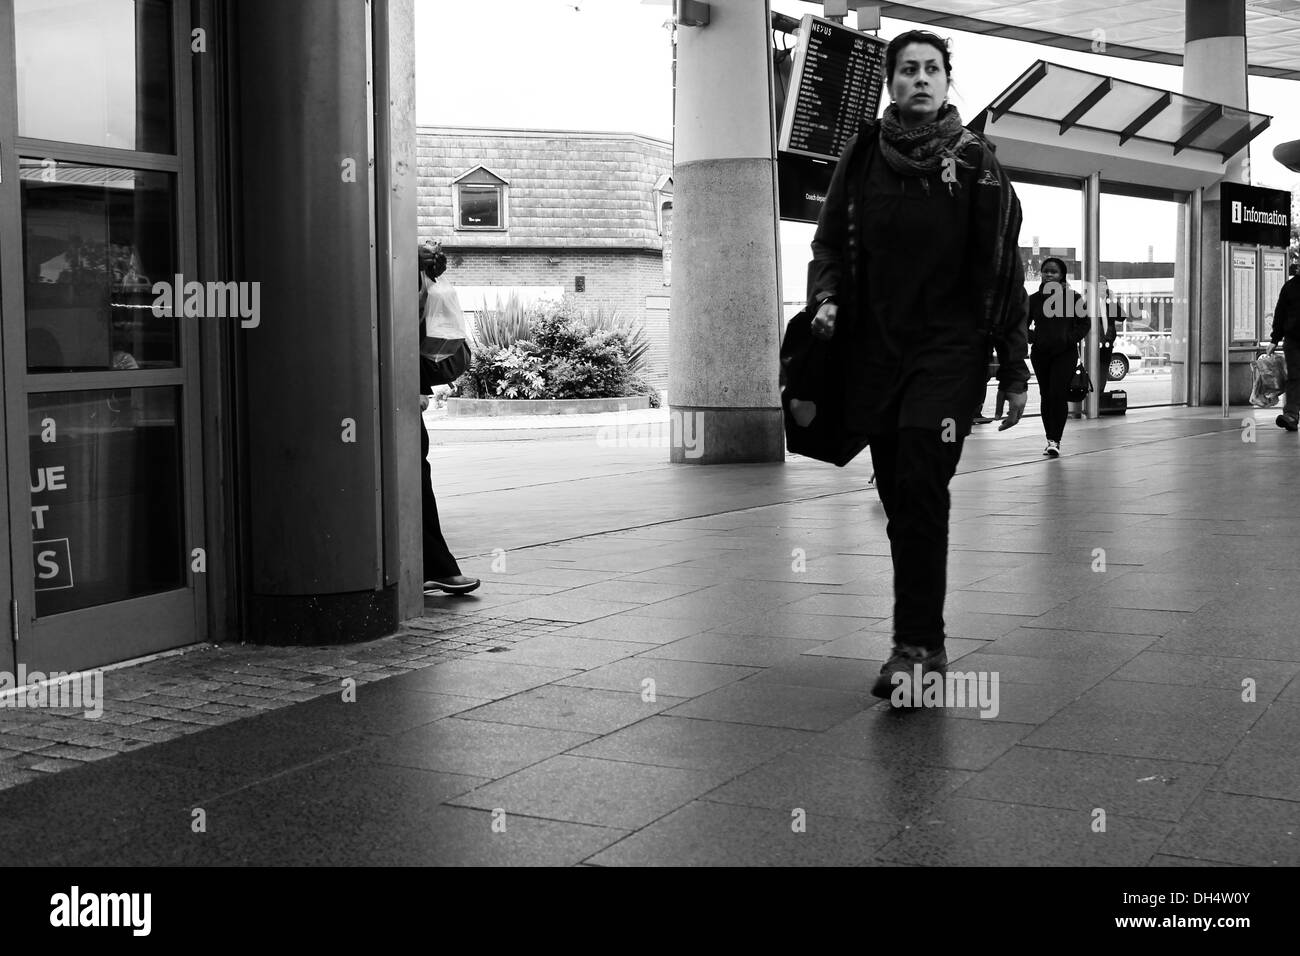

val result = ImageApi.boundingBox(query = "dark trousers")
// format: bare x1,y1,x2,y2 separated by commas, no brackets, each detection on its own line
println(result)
868,428,967,653
421,418,461,580
1098,343,1114,391
1031,347,1077,442
1285,344,1300,418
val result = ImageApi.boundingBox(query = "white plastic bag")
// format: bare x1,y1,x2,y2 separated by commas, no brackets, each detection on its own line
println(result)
1249,351,1287,407
422,277,467,340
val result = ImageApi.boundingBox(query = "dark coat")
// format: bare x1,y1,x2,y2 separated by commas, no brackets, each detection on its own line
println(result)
1270,274,1300,346
806,119,1029,437
1028,283,1089,355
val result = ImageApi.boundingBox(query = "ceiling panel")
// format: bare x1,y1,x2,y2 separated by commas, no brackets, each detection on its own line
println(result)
877,1,1300,79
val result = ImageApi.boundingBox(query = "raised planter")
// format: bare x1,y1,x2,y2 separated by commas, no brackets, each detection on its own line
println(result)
446,395,651,417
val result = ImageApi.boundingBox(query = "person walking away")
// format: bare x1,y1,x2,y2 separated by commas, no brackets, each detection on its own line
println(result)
418,242,480,594
807,30,1030,703
1268,267,1300,431
1027,257,1088,456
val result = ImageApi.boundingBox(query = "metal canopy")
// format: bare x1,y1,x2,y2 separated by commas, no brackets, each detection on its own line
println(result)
876,1,1300,81
970,60,1273,191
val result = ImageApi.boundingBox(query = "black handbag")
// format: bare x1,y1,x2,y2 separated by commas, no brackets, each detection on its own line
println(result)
1066,355,1094,402
421,338,471,389
779,309,868,467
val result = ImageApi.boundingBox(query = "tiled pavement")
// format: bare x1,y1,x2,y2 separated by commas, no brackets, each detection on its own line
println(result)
3,405,1300,866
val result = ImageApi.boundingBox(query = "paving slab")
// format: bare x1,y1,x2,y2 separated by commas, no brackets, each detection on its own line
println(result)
448,754,720,830
553,658,758,699
568,715,810,776
367,717,594,779
702,750,973,825
872,796,1172,866
587,801,899,867
455,685,686,735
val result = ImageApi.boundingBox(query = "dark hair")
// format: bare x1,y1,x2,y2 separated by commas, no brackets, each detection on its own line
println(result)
419,242,447,281
1040,257,1069,281
885,30,952,83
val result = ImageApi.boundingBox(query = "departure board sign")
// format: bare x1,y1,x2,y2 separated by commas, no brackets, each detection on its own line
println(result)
779,15,887,161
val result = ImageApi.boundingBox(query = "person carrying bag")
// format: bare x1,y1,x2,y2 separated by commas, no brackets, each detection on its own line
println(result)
416,242,479,596
419,241,471,390
1066,345,1094,406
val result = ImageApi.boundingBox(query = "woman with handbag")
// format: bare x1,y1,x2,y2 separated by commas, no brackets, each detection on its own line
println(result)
417,242,479,595
1027,257,1089,457
807,30,1030,702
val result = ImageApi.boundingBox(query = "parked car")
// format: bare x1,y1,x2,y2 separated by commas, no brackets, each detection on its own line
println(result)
1106,343,1143,382
1111,320,1170,380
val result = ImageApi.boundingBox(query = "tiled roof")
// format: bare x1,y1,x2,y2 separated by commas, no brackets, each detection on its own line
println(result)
418,126,673,250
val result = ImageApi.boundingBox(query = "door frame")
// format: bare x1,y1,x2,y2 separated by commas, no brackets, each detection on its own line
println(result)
0,0,206,673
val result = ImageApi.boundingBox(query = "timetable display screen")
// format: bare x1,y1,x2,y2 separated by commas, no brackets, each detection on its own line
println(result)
778,15,887,161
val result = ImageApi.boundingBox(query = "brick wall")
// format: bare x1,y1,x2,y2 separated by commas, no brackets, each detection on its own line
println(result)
443,247,671,389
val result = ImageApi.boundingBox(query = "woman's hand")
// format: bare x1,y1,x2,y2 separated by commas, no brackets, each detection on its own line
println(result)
812,301,838,341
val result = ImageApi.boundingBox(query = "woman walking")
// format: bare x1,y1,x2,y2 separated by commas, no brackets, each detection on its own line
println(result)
1028,257,1089,457
807,30,1030,702
418,243,480,595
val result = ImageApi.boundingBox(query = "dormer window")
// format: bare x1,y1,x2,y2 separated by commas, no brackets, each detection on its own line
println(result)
654,173,673,235
453,165,509,231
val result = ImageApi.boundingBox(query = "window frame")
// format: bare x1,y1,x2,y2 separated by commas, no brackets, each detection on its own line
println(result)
452,166,509,232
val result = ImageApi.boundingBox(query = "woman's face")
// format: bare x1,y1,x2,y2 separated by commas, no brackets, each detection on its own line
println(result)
890,42,948,127
1041,262,1064,285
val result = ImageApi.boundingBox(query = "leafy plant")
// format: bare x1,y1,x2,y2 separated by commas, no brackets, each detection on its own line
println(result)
490,342,548,399
581,302,649,375
471,291,534,353
451,293,653,401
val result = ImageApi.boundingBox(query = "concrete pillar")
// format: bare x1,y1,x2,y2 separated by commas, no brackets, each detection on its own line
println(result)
670,0,784,464
232,0,404,643
1084,172,1102,418
1184,0,1249,405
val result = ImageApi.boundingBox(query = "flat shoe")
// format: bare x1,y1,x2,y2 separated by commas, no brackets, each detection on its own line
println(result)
424,575,481,594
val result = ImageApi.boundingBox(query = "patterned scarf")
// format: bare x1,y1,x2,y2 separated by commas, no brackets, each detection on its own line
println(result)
878,102,976,180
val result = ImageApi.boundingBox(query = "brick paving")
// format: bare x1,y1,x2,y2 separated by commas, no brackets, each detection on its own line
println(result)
0,613,567,790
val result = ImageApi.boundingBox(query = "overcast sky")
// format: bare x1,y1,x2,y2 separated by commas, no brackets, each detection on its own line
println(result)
415,0,1300,296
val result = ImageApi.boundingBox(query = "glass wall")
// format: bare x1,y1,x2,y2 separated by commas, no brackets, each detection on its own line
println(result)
1099,190,1186,408
1011,179,1087,423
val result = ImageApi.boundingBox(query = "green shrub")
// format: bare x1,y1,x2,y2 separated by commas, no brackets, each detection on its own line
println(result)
581,302,649,375
626,374,663,409
471,291,534,353
451,293,653,401
489,342,548,399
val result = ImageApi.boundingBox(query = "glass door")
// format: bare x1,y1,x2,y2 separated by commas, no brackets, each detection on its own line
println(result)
0,0,204,673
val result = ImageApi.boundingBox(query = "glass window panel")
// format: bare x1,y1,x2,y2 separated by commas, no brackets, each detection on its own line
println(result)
14,0,173,153
1013,67,1101,122
459,185,502,228
20,160,178,371
1077,87,1166,134
1188,110,1256,153
29,388,185,617
1138,99,1216,143
1101,194,1185,408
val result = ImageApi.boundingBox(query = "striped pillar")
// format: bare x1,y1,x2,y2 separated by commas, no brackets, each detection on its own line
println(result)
669,0,784,464
1184,0,1248,405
